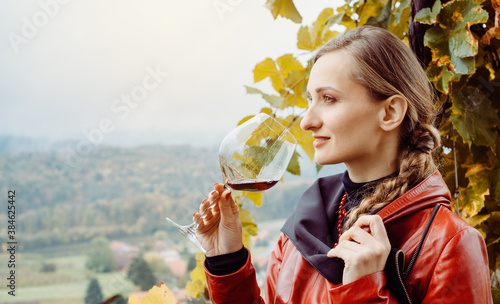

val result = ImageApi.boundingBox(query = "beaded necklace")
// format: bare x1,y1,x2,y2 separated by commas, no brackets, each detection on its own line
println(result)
333,193,348,248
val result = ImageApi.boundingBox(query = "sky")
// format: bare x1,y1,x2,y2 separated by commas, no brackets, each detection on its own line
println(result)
1,0,338,149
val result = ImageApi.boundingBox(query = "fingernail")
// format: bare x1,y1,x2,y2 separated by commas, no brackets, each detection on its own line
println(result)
225,191,231,199
210,190,217,195
214,183,218,187
193,212,196,217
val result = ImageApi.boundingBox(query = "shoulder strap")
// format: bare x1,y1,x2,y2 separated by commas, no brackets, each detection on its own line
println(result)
403,203,441,279
385,203,441,304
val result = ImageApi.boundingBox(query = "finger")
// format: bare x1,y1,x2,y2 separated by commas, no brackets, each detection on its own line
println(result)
339,225,373,244
353,215,389,243
208,189,220,203
214,183,226,194
218,189,236,218
199,199,210,214
327,241,358,258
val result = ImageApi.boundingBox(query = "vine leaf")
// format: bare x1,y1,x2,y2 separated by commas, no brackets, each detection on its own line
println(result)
245,86,284,108
297,8,338,51
415,0,441,24
265,0,302,23
253,54,303,94
286,150,301,176
422,0,489,91
450,86,500,149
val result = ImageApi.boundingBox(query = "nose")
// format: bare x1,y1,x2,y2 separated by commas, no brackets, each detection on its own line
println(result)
300,104,322,131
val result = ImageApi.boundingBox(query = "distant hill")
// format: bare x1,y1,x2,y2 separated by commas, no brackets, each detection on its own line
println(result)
0,143,339,250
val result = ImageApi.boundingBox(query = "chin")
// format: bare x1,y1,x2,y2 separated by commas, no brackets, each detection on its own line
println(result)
314,156,338,166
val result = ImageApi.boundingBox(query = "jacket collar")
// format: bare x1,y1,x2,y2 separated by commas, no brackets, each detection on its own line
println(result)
281,169,451,285
376,170,452,223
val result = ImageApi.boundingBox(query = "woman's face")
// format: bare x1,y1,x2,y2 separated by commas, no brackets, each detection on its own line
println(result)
301,50,388,169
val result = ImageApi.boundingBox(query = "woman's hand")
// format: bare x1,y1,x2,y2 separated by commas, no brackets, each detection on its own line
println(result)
327,215,391,284
194,183,243,257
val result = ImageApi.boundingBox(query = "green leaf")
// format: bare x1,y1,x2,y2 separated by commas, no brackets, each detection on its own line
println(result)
245,85,284,108
458,185,487,218
265,0,302,23
423,0,489,91
389,0,411,39
450,86,500,148
424,26,477,75
415,0,441,24
426,56,461,93
286,150,301,176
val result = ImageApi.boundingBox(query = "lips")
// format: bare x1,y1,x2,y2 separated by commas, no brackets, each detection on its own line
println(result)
313,136,330,148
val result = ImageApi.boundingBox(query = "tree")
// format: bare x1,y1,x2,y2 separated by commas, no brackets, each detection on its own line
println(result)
84,277,104,304
127,256,158,291
86,236,117,272
186,0,500,297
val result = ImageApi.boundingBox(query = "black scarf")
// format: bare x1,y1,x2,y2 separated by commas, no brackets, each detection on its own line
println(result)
280,170,397,285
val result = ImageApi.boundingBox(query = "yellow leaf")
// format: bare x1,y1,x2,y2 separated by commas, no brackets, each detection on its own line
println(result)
185,252,207,299
276,54,304,79
186,280,204,299
128,282,178,304
466,213,491,227
253,58,284,92
238,115,255,126
254,58,279,83
297,26,314,51
297,8,337,51
244,191,263,207
239,208,257,226
265,0,302,23
260,107,273,115
280,115,315,161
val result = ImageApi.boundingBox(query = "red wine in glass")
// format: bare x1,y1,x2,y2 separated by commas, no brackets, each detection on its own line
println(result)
227,179,279,191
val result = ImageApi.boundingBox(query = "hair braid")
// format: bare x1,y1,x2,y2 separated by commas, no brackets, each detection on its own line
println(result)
343,123,441,230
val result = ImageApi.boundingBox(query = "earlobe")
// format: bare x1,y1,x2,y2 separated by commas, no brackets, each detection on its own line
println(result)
380,95,407,131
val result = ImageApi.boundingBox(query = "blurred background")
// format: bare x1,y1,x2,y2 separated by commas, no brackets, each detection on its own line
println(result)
0,1,343,303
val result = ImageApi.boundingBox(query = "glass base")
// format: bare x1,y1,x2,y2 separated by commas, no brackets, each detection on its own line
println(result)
165,217,206,254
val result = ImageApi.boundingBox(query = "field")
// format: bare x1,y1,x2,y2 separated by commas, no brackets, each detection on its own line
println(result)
0,219,286,304
0,248,134,304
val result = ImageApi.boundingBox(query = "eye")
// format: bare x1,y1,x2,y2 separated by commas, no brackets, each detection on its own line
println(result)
307,95,312,104
323,95,337,103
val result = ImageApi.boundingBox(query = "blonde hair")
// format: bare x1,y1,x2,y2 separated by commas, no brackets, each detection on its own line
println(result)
313,26,441,230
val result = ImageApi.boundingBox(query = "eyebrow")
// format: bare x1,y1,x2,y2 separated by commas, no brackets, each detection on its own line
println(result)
307,86,342,96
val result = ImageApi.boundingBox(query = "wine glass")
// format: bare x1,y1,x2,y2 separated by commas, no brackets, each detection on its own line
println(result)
165,113,297,253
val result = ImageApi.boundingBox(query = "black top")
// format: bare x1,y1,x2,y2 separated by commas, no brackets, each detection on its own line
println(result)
205,170,397,280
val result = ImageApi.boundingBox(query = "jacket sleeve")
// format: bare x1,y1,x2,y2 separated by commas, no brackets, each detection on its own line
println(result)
327,226,493,303
204,247,265,304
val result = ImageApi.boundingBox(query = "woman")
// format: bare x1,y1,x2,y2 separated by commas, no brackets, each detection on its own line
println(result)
194,26,492,303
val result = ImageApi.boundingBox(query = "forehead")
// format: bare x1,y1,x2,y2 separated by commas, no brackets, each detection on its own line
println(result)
307,51,356,92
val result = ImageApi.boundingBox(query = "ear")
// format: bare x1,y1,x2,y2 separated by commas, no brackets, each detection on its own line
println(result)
379,95,407,132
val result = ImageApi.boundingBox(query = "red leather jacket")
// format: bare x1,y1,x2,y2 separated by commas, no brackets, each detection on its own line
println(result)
204,171,492,303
